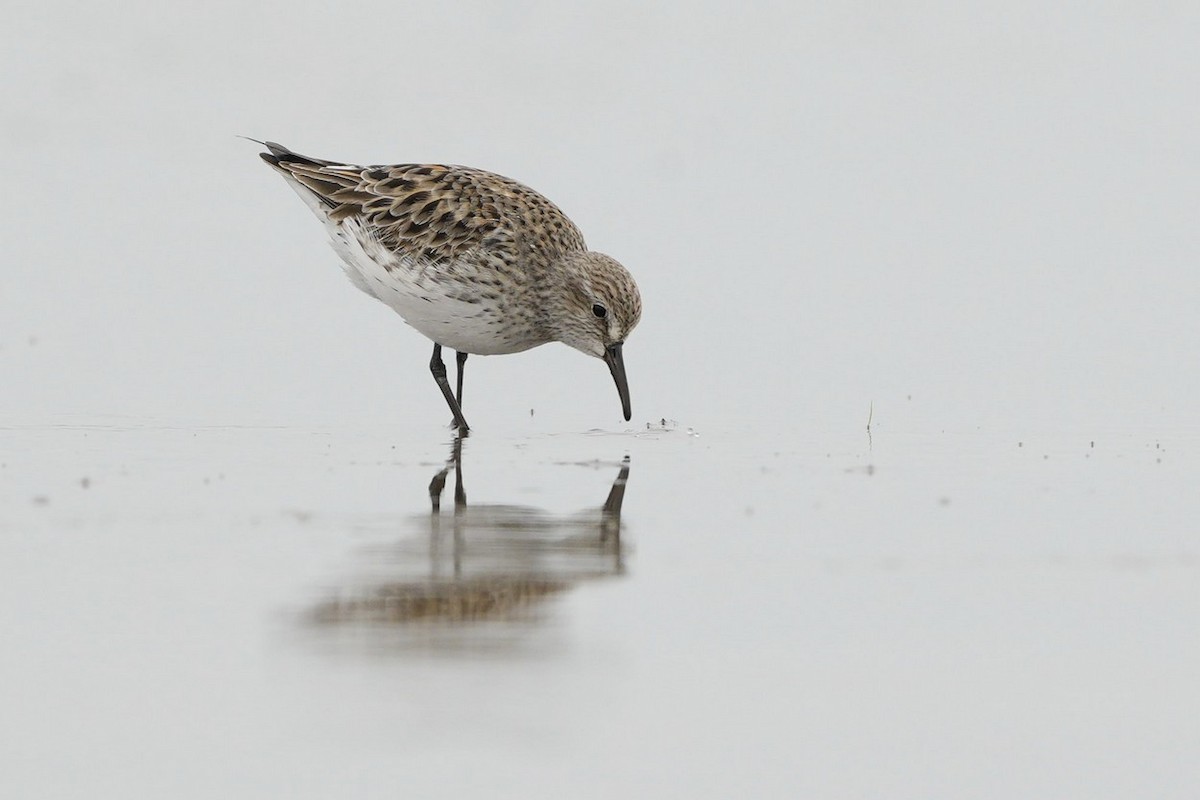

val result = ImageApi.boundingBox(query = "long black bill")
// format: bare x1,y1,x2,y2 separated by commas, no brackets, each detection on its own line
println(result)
603,342,632,422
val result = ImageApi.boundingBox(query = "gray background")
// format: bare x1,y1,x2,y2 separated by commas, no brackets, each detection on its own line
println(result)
3,2,1199,797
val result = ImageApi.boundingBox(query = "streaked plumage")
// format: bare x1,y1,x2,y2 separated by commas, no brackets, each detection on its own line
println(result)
256,141,641,431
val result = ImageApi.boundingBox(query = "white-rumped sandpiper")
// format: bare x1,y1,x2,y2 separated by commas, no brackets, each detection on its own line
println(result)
256,141,641,432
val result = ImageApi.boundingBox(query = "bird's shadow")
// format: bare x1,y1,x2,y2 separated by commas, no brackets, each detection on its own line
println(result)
306,434,630,649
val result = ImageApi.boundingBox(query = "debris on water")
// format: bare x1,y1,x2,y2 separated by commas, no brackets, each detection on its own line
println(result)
635,418,698,437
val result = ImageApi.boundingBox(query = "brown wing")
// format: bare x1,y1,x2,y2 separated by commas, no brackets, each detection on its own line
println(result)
260,142,587,266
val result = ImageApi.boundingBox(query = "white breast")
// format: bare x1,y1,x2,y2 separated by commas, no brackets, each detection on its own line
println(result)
326,219,528,355
278,174,537,355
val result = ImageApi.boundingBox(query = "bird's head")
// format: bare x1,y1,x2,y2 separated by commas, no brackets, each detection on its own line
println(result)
545,251,642,421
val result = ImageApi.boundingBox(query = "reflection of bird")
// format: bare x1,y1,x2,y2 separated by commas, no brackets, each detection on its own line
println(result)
255,140,642,431
310,439,629,626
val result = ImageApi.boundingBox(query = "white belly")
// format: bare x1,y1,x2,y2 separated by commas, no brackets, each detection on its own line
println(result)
326,219,535,355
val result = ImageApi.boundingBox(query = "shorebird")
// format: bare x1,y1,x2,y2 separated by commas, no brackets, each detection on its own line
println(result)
255,141,642,432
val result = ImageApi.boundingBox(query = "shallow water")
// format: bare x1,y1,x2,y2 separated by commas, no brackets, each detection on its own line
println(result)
6,1,1200,795
3,419,1197,797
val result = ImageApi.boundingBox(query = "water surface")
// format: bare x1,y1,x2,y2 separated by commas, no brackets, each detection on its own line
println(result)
3,419,1196,797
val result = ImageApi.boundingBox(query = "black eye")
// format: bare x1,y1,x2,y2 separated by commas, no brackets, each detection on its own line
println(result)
592,304,607,319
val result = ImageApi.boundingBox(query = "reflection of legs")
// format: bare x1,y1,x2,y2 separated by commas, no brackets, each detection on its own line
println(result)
451,433,466,508
429,344,470,432
429,466,448,512
450,433,466,578
429,433,467,512
428,468,445,576
430,433,467,577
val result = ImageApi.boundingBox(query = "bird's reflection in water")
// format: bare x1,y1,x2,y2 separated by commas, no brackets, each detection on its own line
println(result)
308,435,629,652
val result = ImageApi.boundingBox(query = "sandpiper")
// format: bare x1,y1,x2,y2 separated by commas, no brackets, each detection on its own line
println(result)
256,141,641,432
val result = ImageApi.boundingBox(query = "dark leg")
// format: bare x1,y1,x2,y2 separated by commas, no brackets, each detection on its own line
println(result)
430,344,470,432
455,351,468,407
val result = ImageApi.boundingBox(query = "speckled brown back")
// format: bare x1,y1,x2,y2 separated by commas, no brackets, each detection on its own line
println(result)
261,144,587,271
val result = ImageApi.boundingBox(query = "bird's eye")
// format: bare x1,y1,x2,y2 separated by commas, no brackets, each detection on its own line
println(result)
592,304,607,319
